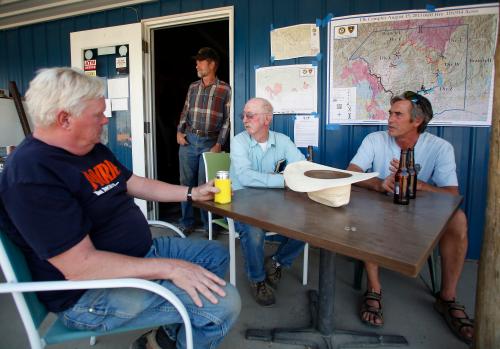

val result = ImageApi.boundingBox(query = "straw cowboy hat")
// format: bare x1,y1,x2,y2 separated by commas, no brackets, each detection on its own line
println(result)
284,161,378,207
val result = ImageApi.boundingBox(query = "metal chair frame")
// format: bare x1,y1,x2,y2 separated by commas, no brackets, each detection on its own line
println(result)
0,221,193,349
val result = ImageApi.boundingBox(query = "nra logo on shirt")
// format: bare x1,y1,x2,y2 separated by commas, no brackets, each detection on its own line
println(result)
82,160,121,196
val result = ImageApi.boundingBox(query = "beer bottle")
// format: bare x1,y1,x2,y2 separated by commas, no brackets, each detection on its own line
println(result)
407,148,417,199
394,149,410,205
307,145,313,162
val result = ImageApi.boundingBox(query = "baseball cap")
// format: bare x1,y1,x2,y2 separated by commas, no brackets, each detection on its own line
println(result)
193,47,219,64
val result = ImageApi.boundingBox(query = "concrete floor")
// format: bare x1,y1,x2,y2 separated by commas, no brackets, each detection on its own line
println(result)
0,227,477,349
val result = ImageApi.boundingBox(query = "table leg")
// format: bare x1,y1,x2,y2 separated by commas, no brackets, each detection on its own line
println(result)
245,249,408,348
227,218,236,286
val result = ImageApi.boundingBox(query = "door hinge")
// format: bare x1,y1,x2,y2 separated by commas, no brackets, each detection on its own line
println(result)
144,121,151,134
142,40,149,53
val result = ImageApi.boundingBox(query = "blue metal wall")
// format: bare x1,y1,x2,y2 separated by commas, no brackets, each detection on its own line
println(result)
0,0,493,259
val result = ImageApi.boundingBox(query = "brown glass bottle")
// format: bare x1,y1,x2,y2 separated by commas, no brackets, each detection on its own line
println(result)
394,149,410,205
307,145,313,162
407,148,417,199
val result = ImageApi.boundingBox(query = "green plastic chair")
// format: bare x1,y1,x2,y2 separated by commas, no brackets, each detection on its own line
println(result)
0,222,193,349
202,152,231,241
202,151,309,286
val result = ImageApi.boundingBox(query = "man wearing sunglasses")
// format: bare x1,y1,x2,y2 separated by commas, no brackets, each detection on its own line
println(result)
346,91,473,344
230,97,306,307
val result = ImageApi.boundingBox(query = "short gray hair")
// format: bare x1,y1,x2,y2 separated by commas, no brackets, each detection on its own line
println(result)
25,67,105,127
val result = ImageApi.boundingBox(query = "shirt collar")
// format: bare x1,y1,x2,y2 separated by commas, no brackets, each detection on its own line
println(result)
200,77,219,88
249,130,275,147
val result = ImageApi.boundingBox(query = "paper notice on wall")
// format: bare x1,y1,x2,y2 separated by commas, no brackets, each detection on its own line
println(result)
271,23,320,60
111,98,128,111
107,77,129,99
104,99,112,118
294,115,319,147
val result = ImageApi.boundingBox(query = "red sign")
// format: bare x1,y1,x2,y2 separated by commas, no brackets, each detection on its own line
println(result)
84,59,96,71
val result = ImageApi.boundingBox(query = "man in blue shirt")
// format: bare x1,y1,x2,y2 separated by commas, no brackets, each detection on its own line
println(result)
230,97,305,306
347,92,473,344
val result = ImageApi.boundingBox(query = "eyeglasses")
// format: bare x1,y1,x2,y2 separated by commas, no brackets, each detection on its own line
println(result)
403,91,424,105
239,112,265,120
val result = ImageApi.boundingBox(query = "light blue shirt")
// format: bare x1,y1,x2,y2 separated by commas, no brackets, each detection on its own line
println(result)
350,131,458,187
230,130,305,190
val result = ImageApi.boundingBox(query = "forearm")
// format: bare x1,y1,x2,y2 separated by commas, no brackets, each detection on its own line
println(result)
64,251,177,281
353,177,385,193
418,181,459,196
347,163,385,193
177,100,190,132
239,172,284,188
127,174,188,202
217,117,230,146
48,236,177,281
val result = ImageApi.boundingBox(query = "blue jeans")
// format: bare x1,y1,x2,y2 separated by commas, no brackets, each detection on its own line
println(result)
234,221,305,283
59,237,241,349
179,133,217,229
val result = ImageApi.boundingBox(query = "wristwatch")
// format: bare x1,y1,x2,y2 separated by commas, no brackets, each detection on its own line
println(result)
186,186,193,202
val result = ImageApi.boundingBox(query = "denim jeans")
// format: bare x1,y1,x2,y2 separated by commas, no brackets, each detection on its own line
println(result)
178,132,217,229
59,237,241,349
234,221,305,283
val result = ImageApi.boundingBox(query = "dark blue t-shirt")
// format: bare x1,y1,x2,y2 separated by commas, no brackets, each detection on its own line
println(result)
0,136,152,312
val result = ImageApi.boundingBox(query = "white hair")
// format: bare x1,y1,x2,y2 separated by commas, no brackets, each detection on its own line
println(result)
246,97,274,114
25,67,105,127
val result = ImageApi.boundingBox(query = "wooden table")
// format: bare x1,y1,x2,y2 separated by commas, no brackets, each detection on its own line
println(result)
194,187,462,349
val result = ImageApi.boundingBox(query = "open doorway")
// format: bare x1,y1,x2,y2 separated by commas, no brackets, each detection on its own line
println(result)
153,20,229,221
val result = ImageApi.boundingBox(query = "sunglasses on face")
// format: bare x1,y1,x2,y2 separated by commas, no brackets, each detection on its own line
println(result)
403,91,424,105
239,112,265,120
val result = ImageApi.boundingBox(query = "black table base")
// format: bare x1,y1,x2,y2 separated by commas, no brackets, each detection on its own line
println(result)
245,250,409,349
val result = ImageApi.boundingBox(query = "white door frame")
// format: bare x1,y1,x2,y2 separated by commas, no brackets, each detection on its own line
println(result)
142,6,234,219
70,23,147,214
69,6,234,219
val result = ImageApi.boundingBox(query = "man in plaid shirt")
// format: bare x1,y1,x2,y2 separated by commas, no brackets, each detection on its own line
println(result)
176,47,231,234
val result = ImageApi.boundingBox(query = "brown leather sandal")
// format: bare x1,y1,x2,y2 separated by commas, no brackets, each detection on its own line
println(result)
434,295,474,345
360,289,384,327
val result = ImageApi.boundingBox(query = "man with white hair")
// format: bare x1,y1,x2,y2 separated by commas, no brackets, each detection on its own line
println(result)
230,97,305,306
0,67,240,349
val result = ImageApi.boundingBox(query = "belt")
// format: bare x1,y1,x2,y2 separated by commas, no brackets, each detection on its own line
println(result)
186,126,218,138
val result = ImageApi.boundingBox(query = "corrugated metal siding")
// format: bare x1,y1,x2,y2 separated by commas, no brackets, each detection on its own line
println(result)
0,0,494,259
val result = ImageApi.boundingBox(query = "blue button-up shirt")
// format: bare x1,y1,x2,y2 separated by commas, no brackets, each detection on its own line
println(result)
230,130,305,190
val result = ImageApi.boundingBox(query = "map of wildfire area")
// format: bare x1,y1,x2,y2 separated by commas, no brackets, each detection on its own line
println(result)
328,4,498,126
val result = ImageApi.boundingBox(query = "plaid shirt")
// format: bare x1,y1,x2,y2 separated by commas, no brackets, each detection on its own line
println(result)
177,78,231,145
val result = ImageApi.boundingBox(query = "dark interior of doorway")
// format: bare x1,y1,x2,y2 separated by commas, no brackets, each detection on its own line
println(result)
153,19,229,222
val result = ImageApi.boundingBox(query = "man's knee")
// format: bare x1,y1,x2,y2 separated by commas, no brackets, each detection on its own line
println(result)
444,209,468,241
218,284,241,324
238,224,265,245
